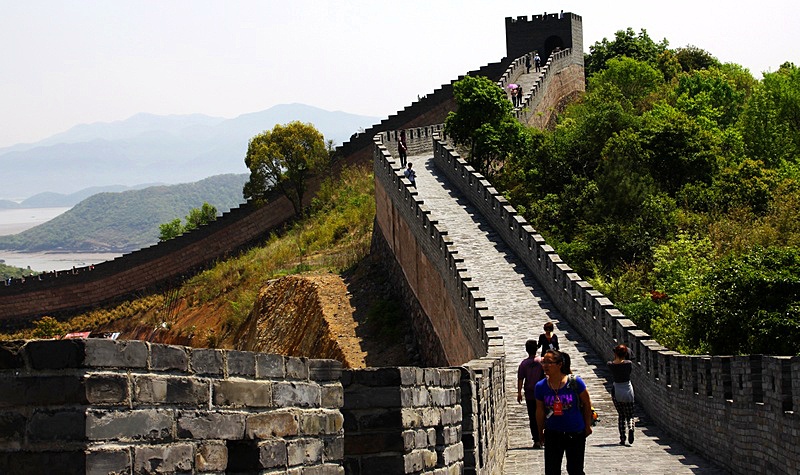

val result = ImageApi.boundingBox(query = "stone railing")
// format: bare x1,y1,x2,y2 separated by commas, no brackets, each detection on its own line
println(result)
432,138,800,475
0,338,345,474
372,135,507,474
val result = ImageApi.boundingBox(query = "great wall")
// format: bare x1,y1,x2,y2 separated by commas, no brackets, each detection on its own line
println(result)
2,11,798,475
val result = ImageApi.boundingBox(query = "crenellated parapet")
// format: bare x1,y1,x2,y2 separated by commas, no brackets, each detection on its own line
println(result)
431,137,800,475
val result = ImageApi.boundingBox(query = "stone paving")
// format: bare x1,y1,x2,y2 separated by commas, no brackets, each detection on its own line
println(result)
405,152,729,474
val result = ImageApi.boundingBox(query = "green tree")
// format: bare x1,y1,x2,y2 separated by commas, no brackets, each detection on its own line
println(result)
673,45,720,73
584,28,669,77
444,75,523,179
158,203,218,241
244,121,328,214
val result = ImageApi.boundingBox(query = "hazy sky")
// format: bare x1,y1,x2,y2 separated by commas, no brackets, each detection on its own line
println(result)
1,0,797,148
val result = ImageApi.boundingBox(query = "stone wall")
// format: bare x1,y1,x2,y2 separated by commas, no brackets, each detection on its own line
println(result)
514,48,585,129
432,139,800,475
372,134,507,474
0,338,345,474
341,367,463,474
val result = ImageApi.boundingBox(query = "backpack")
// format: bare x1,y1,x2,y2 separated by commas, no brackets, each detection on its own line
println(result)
566,375,599,426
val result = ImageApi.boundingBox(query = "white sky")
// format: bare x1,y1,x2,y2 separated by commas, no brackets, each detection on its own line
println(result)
1,0,797,148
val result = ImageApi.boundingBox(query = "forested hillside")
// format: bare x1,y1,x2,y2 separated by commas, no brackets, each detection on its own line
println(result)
453,28,800,356
0,174,247,252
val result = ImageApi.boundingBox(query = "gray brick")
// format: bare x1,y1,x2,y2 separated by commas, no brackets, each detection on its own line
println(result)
177,411,245,439
273,381,321,408
27,409,85,441
227,350,256,377
258,438,288,469
86,409,173,441
85,373,129,404
86,448,130,475
195,440,227,472
309,359,343,381
246,410,299,439
213,380,272,407
0,374,83,407
191,348,224,375
133,443,193,473
25,339,85,369
134,375,208,406
84,339,147,368
150,344,189,372
256,353,285,379
0,410,26,442
286,356,309,380
0,340,25,369
321,384,344,409
287,438,324,466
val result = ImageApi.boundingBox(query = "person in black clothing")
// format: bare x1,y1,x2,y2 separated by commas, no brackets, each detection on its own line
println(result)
398,130,408,167
537,321,559,356
608,344,635,445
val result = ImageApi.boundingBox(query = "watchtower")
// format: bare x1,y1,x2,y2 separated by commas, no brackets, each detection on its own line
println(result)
505,11,583,63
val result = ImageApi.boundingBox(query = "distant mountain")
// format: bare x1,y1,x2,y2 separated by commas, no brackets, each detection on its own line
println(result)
0,174,248,253
20,184,158,208
0,200,19,209
0,104,379,200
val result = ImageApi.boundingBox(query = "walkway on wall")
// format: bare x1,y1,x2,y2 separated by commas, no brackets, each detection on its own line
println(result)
404,152,728,474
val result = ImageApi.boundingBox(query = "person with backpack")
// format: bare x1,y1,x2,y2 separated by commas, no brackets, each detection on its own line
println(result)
517,339,546,449
535,350,593,475
534,52,542,72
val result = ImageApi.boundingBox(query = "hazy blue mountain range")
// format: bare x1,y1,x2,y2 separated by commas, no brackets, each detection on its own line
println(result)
0,103,379,201
0,174,248,253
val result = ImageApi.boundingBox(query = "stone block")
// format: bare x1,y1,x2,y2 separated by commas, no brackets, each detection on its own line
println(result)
273,381,321,408
344,433,403,455
324,436,344,462
299,410,343,436
286,357,309,380
287,438,324,466
191,348,224,376
399,367,423,386
258,439,288,469
0,374,83,407
0,340,25,369
26,339,85,370
84,339,148,369
195,440,227,472
134,375,208,406
0,451,86,474
213,380,272,407
309,359,343,381
321,384,344,409
150,344,189,372
343,386,400,409
256,353,285,379
86,447,130,475
0,410,26,442
227,350,256,377
177,411,246,439
361,454,404,475
27,409,86,441
133,443,194,473
86,409,173,442
246,410,299,439
85,373,129,404
343,409,402,431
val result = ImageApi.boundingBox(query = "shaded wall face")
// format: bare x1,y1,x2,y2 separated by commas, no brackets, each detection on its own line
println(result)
505,14,582,60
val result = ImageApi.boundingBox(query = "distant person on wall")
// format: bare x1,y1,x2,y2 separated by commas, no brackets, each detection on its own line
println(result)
404,162,416,187
534,52,541,72
608,344,636,445
398,130,408,167
518,85,524,107
538,321,559,356
526,53,532,73
518,339,546,448
536,350,593,475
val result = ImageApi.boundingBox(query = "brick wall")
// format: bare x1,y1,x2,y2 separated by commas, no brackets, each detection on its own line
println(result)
432,139,800,475
0,339,345,474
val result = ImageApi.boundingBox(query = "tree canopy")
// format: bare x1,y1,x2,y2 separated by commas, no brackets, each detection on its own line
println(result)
243,121,328,215
158,202,218,241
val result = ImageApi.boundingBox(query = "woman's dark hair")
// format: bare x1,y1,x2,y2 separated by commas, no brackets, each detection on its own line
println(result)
543,321,554,332
544,350,572,374
614,344,629,359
